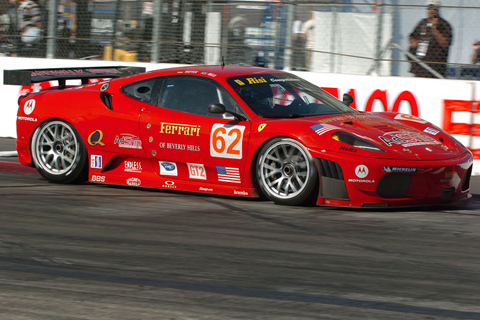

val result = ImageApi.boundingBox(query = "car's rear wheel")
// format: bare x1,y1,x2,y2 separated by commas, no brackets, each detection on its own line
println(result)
256,138,318,206
31,120,88,184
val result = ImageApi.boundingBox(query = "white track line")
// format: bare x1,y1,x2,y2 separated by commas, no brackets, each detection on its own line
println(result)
0,151,18,157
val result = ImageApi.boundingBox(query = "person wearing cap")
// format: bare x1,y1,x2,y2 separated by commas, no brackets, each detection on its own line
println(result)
408,0,452,78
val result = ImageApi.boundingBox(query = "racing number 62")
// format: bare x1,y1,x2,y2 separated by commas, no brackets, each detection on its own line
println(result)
210,124,245,159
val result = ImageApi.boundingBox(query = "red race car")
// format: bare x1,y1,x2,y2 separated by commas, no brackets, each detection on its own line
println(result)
4,65,473,208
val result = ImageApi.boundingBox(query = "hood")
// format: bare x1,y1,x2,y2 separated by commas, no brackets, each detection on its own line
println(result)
303,113,467,161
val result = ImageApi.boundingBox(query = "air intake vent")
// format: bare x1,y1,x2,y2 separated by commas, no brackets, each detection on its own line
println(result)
315,158,348,200
317,158,344,180
377,174,411,198
100,92,113,110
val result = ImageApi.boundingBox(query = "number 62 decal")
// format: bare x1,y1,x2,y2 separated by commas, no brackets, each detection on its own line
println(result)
210,124,245,159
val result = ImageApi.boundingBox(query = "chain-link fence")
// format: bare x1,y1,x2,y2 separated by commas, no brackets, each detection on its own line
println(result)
1,0,479,79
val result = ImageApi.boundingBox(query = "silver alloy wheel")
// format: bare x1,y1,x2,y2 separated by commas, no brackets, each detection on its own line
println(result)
32,121,79,176
258,139,310,199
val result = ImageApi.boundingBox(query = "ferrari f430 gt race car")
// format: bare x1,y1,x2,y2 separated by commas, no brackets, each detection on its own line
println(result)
3,65,473,208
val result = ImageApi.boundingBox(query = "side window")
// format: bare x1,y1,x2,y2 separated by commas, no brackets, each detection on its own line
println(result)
159,76,245,118
122,78,160,104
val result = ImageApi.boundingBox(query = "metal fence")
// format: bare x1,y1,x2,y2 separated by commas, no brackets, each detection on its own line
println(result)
1,0,479,79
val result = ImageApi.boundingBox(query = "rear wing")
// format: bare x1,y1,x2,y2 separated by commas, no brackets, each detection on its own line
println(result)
3,66,146,89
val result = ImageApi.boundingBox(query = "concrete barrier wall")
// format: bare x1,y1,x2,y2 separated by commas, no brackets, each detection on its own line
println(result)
1,57,479,173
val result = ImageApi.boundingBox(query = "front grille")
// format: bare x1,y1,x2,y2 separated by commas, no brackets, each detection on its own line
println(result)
377,174,412,199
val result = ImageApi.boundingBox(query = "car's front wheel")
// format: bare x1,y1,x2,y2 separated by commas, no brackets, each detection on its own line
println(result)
31,120,88,184
256,138,318,206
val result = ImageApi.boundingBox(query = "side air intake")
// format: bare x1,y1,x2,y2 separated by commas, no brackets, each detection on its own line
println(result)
315,158,348,200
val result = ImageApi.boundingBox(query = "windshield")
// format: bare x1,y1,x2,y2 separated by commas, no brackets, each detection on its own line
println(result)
227,73,358,118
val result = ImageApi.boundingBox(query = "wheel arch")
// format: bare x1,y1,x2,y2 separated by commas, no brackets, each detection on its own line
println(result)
251,135,320,203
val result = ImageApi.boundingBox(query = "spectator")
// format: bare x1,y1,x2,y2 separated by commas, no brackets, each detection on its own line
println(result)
291,14,305,70
227,15,246,65
472,40,480,64
301,12,314,71
408,0,452,78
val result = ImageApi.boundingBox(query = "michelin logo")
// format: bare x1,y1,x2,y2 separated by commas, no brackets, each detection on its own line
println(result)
383,166,417,173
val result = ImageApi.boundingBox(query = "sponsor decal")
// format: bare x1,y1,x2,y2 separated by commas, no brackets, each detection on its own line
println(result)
379,131,440,148
90,155,103,169
187,163,206,180
234,79,245,85
210,124,245,159
127,177,141,186
245,77,267,84
162,180,177,189
340,146,357,153
114,134,142,149
270,78,300,83
394,114,427,124
158,142,200,152
199,187,213,192
24,99,36,115
159,161,178,176
310,123,336,136
17,116,37,122
445,171,454,179
216,166,241,183
160,122,200,136
91,175,105,182
125,161,142,173
355,165,369,178
348,179,375,183
234,190,249,196
258,124,267,132
383,166,417,173
88,130,105,146
424,127,440,135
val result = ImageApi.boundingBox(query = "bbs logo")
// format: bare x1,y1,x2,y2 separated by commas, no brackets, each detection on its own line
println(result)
92,175,106,182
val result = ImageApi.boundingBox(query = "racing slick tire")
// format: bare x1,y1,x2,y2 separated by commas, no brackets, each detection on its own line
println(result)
31,120,88,184
256,137,318,206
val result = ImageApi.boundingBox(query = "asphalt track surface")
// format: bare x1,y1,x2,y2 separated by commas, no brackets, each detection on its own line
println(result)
1,137,480,320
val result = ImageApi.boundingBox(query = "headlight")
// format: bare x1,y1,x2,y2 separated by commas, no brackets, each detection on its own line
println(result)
332,132,385,152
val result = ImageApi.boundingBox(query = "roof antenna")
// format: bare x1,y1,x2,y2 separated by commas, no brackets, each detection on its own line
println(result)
221,56,225,69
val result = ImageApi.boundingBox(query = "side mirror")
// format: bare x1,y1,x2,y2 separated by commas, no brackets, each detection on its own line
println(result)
208,103,247,121
342,93,354,106
208,103,227,114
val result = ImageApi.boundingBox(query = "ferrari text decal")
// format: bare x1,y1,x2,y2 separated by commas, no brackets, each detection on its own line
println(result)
187,163,206,180
114,134,142,149
379,131,440,147
210,124,245,159
88,130,105,146
160,122,200,137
